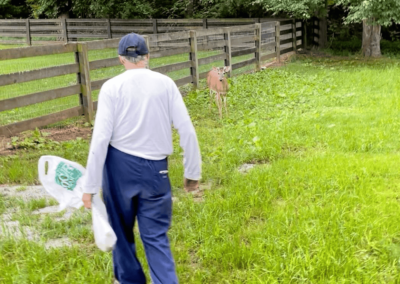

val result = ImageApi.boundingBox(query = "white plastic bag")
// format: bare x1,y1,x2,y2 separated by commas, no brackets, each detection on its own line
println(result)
38,155,85,211
38,155,117,251
92,194,117,252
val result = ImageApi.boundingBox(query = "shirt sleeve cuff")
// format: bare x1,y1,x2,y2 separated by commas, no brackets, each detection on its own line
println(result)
184,173,201,180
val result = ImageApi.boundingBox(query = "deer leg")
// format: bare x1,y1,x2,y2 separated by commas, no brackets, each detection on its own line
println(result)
209,89,213,111
215,92,223,118
214,93,220,118
223,95,228,116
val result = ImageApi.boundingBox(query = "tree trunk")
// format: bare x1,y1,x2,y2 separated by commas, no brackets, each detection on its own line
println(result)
362,19,381,57
319,17,328,48
58,13,69,42
186,0,194,18
318,0,328,48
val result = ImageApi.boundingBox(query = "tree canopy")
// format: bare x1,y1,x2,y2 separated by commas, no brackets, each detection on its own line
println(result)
254,0,328,19
1,0,267,19
256,0,400,26
27,0,154,18
337,0,400,26
0,0,31,18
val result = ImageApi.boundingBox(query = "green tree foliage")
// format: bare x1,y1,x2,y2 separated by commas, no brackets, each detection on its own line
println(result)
80,0,154,18
337,0,400,26
255,0,334,19
337,0,400,56
0,0,31,18
27,0,72,18
257,0,400,27
153,0,266,18
27,0,154,18
1,0,269,19
194,0,266,18
25,0,266,19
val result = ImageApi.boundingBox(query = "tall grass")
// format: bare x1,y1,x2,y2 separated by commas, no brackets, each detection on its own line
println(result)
1,55,400,283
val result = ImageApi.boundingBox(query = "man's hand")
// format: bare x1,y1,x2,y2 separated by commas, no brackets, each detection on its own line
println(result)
82,193,93,209
184,178,199,192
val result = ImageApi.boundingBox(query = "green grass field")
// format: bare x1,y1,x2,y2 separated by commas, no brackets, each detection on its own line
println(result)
0,44,254,126
2,51,400,283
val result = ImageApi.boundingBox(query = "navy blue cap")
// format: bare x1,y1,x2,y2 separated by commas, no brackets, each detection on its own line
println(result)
118,33,149,58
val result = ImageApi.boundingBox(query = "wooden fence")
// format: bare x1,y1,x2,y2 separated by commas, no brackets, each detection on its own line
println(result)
0,18,295,46
312,18,321,47
0,20,304,136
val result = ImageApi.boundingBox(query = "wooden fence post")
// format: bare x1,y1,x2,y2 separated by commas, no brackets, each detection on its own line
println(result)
302,20,307,49
203,19,207,29
25,19,31,46
61,18,68,43
189,30,199,88
143,35,150,70
275,21,281,63
202,19,208,46
143,35,150,51
74,47,83,116
292,19,297,53
76,43,94,123
223,27,232,78
255,23,261,71
319,17,328,48
106,19,112,39
153,19,158,34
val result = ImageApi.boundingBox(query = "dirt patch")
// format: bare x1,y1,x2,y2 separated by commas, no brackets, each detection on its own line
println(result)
32,206,75,222
185,181,212,203
297,48,333,58
0,185,77,221
42,126,92,142
261,51,297,70
238,159,271,174
0,185,82,249
238,164,256,173
261,61,286,69
45,237,76,249
32,205,60,215
0,185,53,201
0,219,78,248
189,189,204,203
0,212,12,221
0,220,40,241
0,126,92,156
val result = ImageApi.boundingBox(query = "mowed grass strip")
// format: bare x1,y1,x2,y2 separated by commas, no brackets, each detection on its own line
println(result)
1,55,400,282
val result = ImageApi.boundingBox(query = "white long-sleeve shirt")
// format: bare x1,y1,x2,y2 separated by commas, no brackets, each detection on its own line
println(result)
82,68,202,194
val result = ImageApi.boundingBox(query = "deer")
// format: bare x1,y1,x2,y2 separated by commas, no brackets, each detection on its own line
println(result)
207,66,230,118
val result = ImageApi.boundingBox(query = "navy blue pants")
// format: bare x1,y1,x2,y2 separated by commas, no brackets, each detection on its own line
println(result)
102,146,178,284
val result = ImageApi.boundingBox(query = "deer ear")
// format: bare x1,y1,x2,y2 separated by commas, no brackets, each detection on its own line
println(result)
212,66,217,71
224,66,231,72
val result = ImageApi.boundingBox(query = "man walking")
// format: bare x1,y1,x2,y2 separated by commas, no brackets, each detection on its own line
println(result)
81,33,202,284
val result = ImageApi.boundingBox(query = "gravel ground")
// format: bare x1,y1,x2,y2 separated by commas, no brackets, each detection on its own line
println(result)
0,185,79,248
